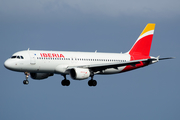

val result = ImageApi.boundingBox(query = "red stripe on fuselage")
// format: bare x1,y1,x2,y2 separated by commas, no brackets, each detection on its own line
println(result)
121,60,150,73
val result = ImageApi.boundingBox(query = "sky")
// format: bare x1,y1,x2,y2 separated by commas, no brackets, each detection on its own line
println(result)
0,0,180,120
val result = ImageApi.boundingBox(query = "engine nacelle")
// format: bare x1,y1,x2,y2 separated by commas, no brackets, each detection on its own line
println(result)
70,68,90,80
30,73,54,80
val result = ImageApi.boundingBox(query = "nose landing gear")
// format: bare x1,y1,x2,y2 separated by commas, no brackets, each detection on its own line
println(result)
23,72,29,85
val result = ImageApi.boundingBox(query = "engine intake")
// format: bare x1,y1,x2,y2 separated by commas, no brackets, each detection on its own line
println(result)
70,68,90,80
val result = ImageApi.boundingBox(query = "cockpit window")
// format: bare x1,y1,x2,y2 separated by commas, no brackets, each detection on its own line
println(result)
11,56,24,59
11,56,16,59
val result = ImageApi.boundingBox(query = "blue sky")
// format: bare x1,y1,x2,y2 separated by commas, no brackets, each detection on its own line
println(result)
0,0,180,120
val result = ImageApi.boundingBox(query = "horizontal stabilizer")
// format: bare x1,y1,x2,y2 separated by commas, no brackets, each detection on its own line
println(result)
159,57,175,60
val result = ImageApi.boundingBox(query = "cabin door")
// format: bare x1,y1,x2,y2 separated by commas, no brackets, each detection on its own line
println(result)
29,53,36,65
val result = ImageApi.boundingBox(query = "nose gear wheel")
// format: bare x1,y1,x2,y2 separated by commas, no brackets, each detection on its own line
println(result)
23,72,29,85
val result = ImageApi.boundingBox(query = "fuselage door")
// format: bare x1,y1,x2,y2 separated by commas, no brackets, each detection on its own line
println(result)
29,53,36,65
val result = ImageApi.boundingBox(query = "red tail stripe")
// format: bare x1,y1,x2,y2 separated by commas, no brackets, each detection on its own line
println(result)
129,34,153,58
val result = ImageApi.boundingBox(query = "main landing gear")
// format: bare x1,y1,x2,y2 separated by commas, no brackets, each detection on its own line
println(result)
23,72,29,85
88,79,97,86
61,75,70,86
88,72,97,87
61,74,97,87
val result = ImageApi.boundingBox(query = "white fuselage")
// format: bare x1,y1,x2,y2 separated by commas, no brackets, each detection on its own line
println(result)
4,50,131,75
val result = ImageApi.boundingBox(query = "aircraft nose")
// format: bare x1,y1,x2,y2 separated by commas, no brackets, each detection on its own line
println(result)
4,59,13,70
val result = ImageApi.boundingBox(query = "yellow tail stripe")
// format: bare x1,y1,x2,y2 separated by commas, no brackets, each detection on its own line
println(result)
140,23,155,37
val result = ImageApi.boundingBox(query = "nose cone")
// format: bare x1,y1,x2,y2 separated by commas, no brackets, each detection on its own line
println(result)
4,59,11,69
4,59,16,70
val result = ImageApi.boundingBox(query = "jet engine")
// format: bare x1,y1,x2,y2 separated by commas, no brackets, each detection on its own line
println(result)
30,73,54,80
70,68,90,80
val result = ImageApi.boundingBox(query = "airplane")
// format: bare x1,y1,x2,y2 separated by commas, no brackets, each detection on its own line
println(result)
4,23,174,86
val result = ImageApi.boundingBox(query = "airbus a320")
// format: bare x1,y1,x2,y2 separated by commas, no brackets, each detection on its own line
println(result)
4,23,173,86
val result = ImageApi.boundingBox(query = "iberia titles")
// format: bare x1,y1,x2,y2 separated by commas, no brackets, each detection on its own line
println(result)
40,53,65,58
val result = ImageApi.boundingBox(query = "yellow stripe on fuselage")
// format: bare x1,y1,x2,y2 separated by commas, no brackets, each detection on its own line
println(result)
140,23,155,37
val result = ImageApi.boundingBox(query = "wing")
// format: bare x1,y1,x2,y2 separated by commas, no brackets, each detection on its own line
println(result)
67,58,152,72
67,56,174,73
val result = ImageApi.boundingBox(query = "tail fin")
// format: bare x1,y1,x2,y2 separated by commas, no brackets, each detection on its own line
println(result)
128,23,156,57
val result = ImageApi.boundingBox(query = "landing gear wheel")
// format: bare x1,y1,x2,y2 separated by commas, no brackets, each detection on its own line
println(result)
92,80,97,86
88,80,93,86
88,71,97,87
23,80,29,85
61,80,70,86
61,75,70,86
23,72,29,85
88,80,97,87
66,80,70,86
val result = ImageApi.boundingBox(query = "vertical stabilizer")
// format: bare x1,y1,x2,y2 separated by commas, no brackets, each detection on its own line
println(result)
128,23,155,57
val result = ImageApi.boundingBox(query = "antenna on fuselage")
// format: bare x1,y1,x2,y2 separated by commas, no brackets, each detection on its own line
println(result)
95,50,97,53
27,48,30,51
